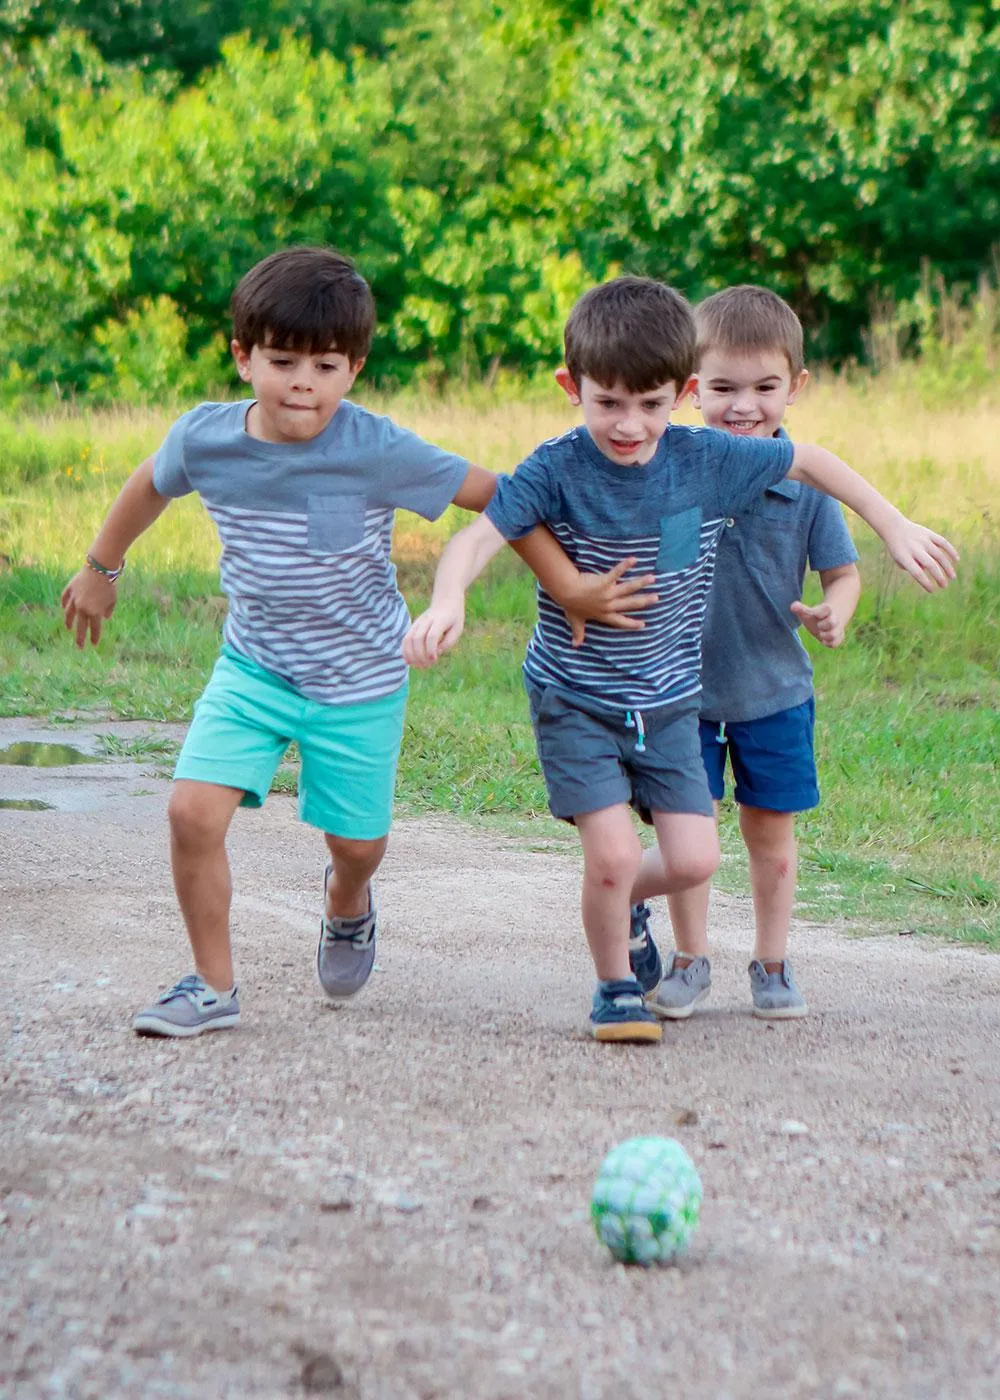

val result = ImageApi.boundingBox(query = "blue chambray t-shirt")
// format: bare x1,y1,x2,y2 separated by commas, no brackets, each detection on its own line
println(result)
153,399,469,705
485,423,794,713
699,430,859,723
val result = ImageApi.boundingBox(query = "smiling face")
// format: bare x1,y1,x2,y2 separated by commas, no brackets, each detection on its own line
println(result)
692,348,808,439
231,340,364,444
556,369,691,465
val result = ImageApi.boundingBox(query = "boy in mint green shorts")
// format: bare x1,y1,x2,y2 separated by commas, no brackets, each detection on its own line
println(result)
61,246,620,1037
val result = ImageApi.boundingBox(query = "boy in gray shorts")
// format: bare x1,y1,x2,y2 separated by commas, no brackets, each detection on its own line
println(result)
404,276,957,1044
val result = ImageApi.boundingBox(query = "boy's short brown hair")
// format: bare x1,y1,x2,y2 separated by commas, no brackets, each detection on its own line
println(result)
231,246,376,363
695,285,804,377
564,276,696,392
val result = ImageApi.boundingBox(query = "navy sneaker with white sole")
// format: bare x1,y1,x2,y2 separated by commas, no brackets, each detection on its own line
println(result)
590,977,662,1043
628,901,663,995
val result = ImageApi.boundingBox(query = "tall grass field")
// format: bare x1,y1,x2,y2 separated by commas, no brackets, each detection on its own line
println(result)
1,372,997,946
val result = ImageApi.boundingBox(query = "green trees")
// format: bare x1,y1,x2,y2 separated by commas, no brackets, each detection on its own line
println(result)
0,0,996,402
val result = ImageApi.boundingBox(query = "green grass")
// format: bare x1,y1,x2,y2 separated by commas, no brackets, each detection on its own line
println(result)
1,393,998,949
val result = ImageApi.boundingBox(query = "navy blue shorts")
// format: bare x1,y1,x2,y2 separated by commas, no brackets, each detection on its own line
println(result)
526,681,714,824
699,698,818,813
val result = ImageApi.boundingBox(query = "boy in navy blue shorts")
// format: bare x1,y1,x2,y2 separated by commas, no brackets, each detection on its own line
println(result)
404,277,957,1044
628,285,865,1019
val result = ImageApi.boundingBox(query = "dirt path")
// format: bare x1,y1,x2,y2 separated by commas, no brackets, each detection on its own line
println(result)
2,719,999,1399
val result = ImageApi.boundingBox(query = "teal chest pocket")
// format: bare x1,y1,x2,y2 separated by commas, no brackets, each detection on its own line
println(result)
656,507,702,573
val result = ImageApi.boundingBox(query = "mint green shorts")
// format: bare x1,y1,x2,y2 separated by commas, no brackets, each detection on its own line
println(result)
175,647,408,839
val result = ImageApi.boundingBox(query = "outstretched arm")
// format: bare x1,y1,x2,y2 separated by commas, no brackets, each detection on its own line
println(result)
791,563,861,648
403,514,507,668
788,446,958,592
61,456,171,648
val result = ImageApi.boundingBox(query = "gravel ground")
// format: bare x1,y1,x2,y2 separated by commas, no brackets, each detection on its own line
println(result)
2,720,999,1399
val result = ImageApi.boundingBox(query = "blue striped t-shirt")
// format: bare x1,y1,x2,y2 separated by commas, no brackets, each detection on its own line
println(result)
485,424,794,713
153,399,469,705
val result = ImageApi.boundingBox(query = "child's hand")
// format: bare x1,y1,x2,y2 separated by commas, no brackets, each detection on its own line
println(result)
61,568,118,649
790,600,845,648
559,558,659,648
884,520,959,592
403,598,466,668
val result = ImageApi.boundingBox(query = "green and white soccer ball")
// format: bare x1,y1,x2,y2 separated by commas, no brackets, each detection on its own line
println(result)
591,1136,702,1265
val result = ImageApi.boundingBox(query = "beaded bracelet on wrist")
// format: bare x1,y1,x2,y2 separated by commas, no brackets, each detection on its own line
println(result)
85,553,126,584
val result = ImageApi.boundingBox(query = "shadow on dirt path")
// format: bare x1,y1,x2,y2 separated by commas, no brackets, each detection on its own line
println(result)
2,720,999,1398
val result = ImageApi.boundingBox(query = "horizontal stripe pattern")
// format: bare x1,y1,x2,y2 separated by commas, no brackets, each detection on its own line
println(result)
210,502,411,704
525,516,727,711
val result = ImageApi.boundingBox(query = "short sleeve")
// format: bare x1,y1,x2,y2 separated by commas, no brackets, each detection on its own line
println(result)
369,418,470,521
152,412,197,498
484,452,556,541
706,431,795,516
807,492,859,572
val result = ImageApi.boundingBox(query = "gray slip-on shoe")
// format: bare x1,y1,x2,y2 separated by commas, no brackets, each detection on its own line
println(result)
133,974,240,1037
646,954,712,1020
749,958,808,1019
316,866,377,1000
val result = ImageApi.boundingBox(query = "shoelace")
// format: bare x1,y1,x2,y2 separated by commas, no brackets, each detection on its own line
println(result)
321,916,375,950
159,974,209,1004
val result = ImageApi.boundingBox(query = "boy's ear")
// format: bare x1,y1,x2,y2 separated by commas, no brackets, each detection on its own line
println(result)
787,368,810,404
554,367,581,404
348,356,366,385
231,340,253,382
676,373,699,407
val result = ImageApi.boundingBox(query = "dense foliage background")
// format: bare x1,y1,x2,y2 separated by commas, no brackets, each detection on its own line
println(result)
1,0,997,403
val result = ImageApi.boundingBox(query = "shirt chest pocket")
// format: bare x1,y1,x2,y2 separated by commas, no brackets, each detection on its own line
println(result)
307,493,367,554
656,507,702,573
747,497,798,580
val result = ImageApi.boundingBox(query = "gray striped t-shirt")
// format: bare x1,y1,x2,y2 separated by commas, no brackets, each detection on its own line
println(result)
153,400,470,705
485,424,795,713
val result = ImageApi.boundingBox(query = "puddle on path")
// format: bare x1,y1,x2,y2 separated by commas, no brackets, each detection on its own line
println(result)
0,798,54,811
0,742,100,767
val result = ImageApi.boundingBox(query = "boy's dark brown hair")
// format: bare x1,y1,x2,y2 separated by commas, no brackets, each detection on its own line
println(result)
564,276,696,392
231,247,376,363
695,285,804,377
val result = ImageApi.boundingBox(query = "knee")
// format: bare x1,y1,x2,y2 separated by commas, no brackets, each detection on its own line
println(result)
168,785,230,848
585,837,643,892
669,839,721,890
325,833,387,877
740,808,795,864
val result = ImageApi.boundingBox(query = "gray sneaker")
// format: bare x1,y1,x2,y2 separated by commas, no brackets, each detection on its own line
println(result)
749,959,808,1019
316,866,377,1000
645,953,712,1020
133,974,240,1038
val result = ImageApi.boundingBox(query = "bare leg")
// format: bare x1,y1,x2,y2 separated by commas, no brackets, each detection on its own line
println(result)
574,806,643,981
665,881,712,959
740,806,797,965
323,833,388,920
168,780,245,992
